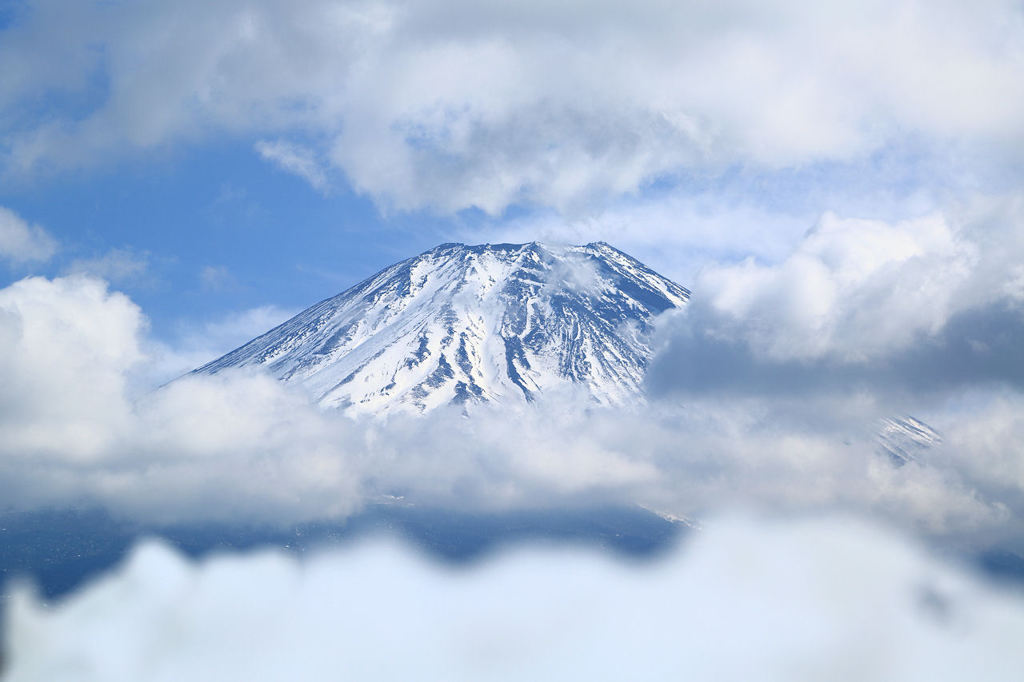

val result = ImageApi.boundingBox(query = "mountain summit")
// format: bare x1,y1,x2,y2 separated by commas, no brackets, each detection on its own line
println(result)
195,242,689,414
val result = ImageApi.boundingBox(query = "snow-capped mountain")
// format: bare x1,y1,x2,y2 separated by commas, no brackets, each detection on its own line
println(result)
876,416,942,466
194,242,689,414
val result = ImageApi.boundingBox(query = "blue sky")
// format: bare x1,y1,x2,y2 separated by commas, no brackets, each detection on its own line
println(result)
0,139,460,339
0,131,1010,349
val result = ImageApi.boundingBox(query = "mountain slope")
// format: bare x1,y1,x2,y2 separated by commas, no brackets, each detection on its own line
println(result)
876,416,942,466
194,242,689,414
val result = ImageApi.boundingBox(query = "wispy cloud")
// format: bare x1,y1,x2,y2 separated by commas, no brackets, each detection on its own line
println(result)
142,304,297,384
255,139,329,192
0,206,57,264
199,265,236,291
65,247,150,285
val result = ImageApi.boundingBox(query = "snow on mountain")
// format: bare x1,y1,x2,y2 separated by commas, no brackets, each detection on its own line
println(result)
876,416,942,466
194,242,690,415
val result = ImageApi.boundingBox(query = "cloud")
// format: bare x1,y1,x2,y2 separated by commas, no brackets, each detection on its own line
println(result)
183,305,296,357
1,0,1022,213
138,304,297,387
255,139,329,191
469,193,813,284
65,248,150,285
0,272,1022,545
647,301,1024,403
0,206,57,264
639,197,1024,473
629,197,1024,538
0,276,143,463
6,515,1024,681
645,191,1024,371
199,265,235,291
690,211,977,363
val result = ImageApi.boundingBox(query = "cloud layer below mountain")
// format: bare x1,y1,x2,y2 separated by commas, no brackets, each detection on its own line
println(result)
1,195,1023,550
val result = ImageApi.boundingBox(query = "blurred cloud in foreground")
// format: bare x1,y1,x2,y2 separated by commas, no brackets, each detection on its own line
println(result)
5,514,1024,681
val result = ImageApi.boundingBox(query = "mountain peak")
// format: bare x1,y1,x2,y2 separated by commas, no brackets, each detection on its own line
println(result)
195,241,689,415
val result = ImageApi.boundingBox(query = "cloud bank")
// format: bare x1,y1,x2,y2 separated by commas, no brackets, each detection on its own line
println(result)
1,0,1021,213
6,515,1024,681
647,194,1024,398
1,232,1023,549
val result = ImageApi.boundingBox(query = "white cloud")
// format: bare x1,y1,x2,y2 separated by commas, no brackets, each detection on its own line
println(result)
138,304,296,387
1,0,1021,213
0,273,1022,541
936,391,1024,502
199,265,234,291
65,248,150,285
0,276,142,462
255,139,329,191
688,210,984,362
0,206,57,264
186,304,294,355
6,515,1024,681
465,192,816,286
1006,266,1024,304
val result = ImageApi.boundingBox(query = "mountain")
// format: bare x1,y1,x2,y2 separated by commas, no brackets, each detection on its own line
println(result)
876,416,942,466
194,242,690,414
